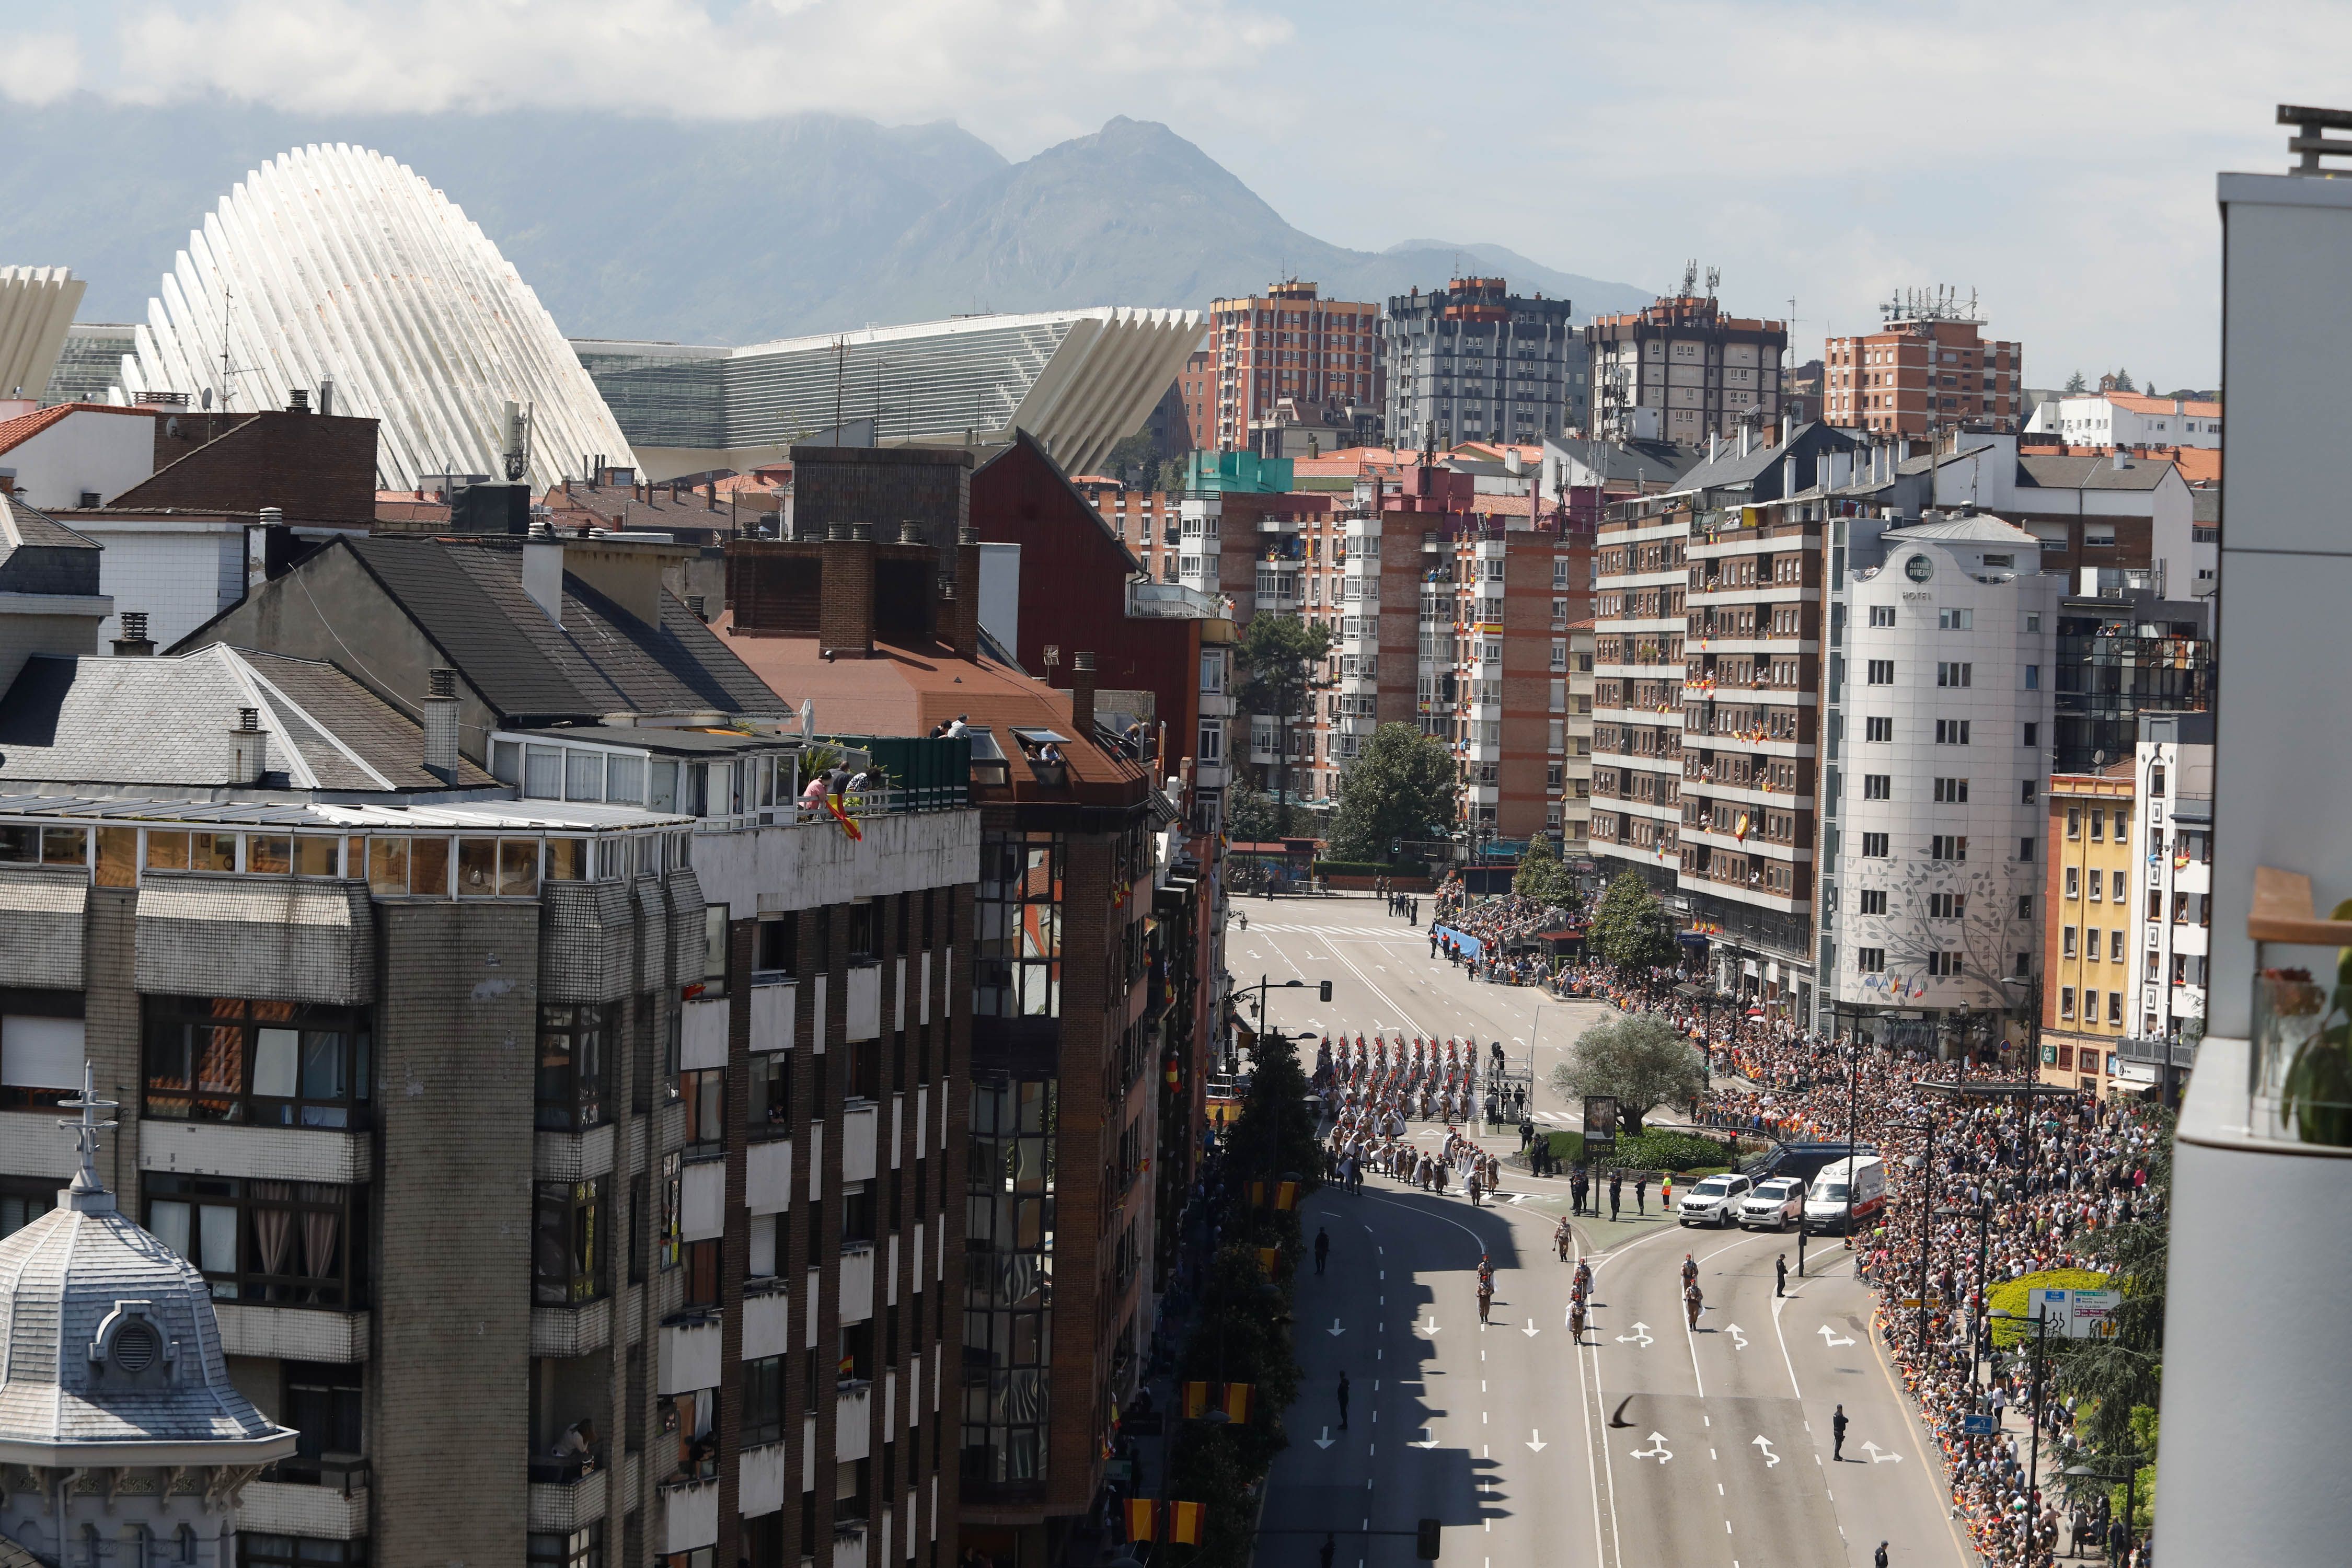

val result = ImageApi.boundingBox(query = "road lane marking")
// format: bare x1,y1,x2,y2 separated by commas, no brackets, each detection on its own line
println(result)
1630,1432,1672,1462
1752,1434,1781,1467
1817,1323,1855,1348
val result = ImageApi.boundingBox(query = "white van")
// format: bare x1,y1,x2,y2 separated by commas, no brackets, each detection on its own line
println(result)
1802,1156,1886,1231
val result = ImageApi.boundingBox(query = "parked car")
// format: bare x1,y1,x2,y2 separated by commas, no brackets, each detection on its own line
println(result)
1739,1176,1807,1230
1802,1156,1888,1231
1677,1173,1754,1228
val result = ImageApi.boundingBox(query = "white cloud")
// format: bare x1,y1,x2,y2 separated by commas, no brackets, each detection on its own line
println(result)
0,28,85,105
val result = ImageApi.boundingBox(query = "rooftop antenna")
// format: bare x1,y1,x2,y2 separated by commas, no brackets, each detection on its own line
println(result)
1680,260,1699,298
1704,266,1720,301
59,1061,118,1198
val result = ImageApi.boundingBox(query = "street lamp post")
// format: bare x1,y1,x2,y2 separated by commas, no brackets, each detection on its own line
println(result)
1990,1304,2057,1500
2062,1456,2152,1561
1895,1117,1938,1354
1935,1200,1993,1385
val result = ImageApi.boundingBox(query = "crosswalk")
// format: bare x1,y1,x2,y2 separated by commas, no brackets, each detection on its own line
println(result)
1237,921,1427,939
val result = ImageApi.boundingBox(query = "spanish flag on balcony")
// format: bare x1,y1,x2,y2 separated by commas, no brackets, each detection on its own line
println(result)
826,793,864,842
1274,1179,1299,1212
1735,812,1749,841
1224,1381,1254,1423
1124,1498,1157,1541
1182,1381,1211,1419
1257,1246,1281,1278
1169,1501,1206,1544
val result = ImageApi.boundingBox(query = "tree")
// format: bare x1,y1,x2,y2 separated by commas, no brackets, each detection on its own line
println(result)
2053,1108,2171,1516
1156,457,1185,496
1513,832,1576,907
1323,722,1456,863
2065,370,2087,394
1224,776,1281,841
1235,614,1331,827
2113,367,2136,392
1586,872,1679,973
1548,1012,1706,1133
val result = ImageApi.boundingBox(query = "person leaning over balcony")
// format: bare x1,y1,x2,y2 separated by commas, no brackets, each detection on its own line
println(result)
799,771,828,816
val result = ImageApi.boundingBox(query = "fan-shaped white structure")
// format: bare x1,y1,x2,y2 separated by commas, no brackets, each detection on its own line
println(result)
118,143,633,492
0,265,85,401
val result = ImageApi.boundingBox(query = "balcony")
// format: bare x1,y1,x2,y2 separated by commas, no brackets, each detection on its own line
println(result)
660,1474,721,1554
244,1458,370,1538
527,1455,608,1534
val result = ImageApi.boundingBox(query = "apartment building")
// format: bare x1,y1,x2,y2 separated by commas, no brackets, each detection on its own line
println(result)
1073,476,1181,582
1823,515,2058,1056
2126,712,2212,1065
2038,762,2138,1094
716,450,1163,1568
1435,521,1587,843
1821,299,2024,434
1559,618,1597,855
1585,290,1788,449
1591,424,1858,1018
1,529,980,1568
2025,389,2221,449
1203,281,1381,453
1383,278,1586,451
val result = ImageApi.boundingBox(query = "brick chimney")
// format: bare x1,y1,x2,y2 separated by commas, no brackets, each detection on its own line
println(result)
819,521,875,659
1070,651,1096,737
228,706,268,785
951,524,981,662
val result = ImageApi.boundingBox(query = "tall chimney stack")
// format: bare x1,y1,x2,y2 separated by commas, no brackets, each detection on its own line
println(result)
112,611,154,657
228,706,268,785
1070,651,1097,737
952,525,981,662
818,522,875,659
423,667,460,784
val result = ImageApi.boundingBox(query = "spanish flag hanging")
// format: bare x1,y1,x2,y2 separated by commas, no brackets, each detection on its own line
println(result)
1169,1501,1206,1545
1181,1381,1210,1420
1274,1179,1299,1212
1223,1383,1253,1424
1124,1498,1157,1541
1257,1246,1280,1278
827,793,864,842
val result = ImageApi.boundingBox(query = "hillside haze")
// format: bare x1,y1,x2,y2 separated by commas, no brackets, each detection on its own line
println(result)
1,97,1648,345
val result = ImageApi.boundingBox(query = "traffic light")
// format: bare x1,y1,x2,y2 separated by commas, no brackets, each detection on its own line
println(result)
1415,1518,1441,1560
1319,981,1333,1002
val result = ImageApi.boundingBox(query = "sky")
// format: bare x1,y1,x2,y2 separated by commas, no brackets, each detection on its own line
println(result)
3,0,2343,388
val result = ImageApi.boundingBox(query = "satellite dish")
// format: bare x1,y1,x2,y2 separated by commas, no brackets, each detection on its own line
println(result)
201,387,213,410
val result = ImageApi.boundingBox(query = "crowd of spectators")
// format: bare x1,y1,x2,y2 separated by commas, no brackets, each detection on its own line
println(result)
1432,884,1576,956
1560,961,2164,1565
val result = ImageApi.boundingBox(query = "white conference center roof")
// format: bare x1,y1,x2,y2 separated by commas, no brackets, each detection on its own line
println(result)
114,143,634,493
0,266,85,402
575,306,1203,479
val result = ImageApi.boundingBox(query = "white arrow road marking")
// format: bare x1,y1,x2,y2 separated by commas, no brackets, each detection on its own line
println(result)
1818,1323,1855,1348
1315,1427,1336,1450
1522,1319,1541,1337
1328,1318,1346,1337
1751,1435,1781,1468
1411,1428,1439,1449
1631,1432,1673,1463
1726,1323,1749,1350
1616,1321,1654,1348
1861,1442,1903,1464
1526,1431,1548,1452
1422,1318,1443,1335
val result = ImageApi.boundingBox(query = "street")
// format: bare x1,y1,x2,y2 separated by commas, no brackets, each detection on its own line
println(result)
1233,894,1972,1568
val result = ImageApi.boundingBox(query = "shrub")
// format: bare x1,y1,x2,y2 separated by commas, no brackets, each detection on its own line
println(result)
1608,1128,1734,1172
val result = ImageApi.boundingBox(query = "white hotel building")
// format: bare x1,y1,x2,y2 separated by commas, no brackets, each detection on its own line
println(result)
1823,514,2059,1054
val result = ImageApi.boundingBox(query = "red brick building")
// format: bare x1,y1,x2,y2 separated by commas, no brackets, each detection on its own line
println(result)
1200,281,1381,453
1822,309,2023,434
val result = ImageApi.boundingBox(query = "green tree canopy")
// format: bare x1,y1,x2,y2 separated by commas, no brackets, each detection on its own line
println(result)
1224,776,1281,841
1587,871,1679,972
1513,831,1578,907
1548,1011,1707,1133
1235,613,1331,813
2065,370,2087,394
1324,722,1457,863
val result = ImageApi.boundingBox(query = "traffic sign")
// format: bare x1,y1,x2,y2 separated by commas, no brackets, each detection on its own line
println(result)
1959,1413,1999,1436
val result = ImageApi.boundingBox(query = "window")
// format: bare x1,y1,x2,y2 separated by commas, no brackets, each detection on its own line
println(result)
1868,605,1895,628
2018,894,2035,920
1866,660,1894,685
2107,991,2124,1025
1926,952,1964,977
2022,722,2039,747
537,1005,609,1132
1930,835,1968,861
147,1175,368,1308
533,1179,606,1306
2090,809,2105,841
1929,893,1967,918
279,1360,365,1484
1863,775,1891,800
0,993,86,1112
1857,948,1886,973
2066,808,2082,839
664,1387,718,1483
243,1539,369,1568
1858,889,1887,915
2060,986,2076,1019
743,1354,786,1448
1933,778,1969,803
748,1052,790,1138
1938,608,1973,630
2024,664,2040,690
658,1154,682,1272
2113,869,2128,902
529,1528,604,1568
963,1076,1055,1485
2063,926,2079,958
2020,836,2036,862
1935,719,1971,745
976,833,1065,1019
680,1068,724,1156
1936,662,1973,688
2022,779,2038,805
698,905,731,997
2111,929,2126,962
755,913,798,978
1861,832,1889,857
1866,717,1893,743
2088,926,2104,961
142,997,372,1129
2089,868,2103,902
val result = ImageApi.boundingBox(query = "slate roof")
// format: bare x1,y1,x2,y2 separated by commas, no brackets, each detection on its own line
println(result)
340,536,789,722
1882,515,2044,546
2017,454,2173,493
1668,421,1858,498
0,646,495,792
0,494,103,597
1543,435,1699,488
0,1189,292,1457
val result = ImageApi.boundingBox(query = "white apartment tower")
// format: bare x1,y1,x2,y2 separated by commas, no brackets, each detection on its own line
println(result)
1824,515,2058,1053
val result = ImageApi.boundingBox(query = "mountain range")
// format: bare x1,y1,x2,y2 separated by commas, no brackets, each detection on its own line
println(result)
1,97,1650,345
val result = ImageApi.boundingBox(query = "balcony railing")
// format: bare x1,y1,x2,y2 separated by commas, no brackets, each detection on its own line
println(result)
264,1455,371,1495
